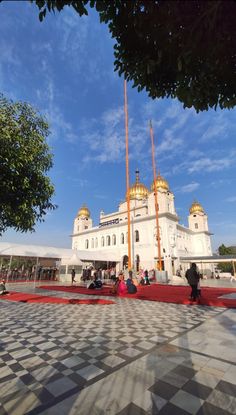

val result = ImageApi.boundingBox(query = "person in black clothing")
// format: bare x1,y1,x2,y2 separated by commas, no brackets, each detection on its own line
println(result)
126,271,137,294
185,263,200,301
144,270,151,285
71,269,76,284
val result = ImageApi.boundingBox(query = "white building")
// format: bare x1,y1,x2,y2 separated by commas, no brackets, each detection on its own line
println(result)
71,170,212,277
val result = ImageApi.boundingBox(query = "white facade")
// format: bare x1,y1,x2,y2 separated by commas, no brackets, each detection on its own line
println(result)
71,172,212,276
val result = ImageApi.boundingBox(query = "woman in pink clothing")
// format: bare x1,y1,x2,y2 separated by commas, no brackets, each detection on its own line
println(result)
117,271,127,295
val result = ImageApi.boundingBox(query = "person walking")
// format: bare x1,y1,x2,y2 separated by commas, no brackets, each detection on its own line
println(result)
71,268,76,284
185,263,200,301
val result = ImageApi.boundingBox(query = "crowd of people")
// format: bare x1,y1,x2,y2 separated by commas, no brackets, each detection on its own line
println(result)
80,267,117,282
70,266,155,294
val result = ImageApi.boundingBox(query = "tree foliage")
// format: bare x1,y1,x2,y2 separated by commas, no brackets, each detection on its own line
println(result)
32,0,236,112
217,244,234,273
218,244,233,256
0,94,56,235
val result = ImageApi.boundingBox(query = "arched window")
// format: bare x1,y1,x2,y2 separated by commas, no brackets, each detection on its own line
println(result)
195,223,198,229
77,225,79,231
91,238,94,248
126,232,128,243
101,236,105,247
121,233,124,244
123,255,128,269
112,234,116,245
135,254,140,272
135,230,139,242
85,239,89,249
106,235,111,246
95,237,98,248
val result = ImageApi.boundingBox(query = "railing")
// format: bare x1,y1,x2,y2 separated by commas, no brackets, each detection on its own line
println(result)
0,271,58,282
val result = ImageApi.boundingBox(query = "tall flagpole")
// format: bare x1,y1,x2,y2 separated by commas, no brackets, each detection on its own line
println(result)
124,80,132,270
149,120,162,271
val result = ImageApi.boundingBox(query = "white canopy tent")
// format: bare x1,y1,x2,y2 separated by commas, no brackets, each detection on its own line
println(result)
180,255,236,277
62,253,83,266
0,242,121,283
0,242,120,262
0,242,74,259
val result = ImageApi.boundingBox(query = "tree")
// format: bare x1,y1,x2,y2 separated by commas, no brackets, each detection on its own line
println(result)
218,244,233,256
217,244,233,273
31,0,236,112
0,94,56,235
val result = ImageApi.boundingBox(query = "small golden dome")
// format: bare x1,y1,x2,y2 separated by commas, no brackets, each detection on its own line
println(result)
127,170,149,201
77,204,90,218
189,200,204,215
151,173,169,192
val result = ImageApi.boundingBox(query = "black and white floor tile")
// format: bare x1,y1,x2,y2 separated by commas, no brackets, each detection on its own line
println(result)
0,284,236,414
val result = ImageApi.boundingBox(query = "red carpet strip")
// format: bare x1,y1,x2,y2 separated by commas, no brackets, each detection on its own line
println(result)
39,284,236,308
0,292,114,305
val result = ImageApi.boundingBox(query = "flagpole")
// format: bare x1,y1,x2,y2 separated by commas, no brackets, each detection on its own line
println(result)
149,121,162,271
124,80,132,270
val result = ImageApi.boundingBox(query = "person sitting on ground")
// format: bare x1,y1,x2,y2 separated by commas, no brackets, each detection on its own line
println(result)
87,271,102,289
110,275,119,294
117,271,127,295
0,279,9,295
139,275,145,286
94,272,103,289
126,271,137,294
144,270,151,285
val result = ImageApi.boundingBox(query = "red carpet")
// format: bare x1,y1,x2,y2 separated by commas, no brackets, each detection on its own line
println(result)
0,292,114,305
39,284,236,308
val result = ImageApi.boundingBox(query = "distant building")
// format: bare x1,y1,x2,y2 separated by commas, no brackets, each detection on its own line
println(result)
71,170,212,276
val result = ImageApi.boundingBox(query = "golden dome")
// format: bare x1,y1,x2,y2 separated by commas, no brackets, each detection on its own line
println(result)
127,170,149,201
189,200,204,215
151,173,169,192
77,204,90,218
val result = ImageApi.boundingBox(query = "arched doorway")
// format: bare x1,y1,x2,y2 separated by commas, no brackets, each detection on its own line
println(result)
123,255,128,270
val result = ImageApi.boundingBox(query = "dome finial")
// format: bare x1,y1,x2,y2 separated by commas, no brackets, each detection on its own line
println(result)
189,200,204,215
151,172,169,192
77,204,90,218
127,170,148,200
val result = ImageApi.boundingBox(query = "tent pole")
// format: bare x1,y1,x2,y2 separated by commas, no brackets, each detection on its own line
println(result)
124,79,132,270
232,261,236,277
149,121,162,271
33,257,39,289
7,255,13,283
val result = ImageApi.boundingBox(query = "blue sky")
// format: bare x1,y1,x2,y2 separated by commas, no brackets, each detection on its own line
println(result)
0,1,236,251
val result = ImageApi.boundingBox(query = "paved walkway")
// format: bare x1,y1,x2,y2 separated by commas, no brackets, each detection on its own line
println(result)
0,282,236,414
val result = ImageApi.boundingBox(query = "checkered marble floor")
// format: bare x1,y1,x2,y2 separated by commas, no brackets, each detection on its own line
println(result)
0,284,236,414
